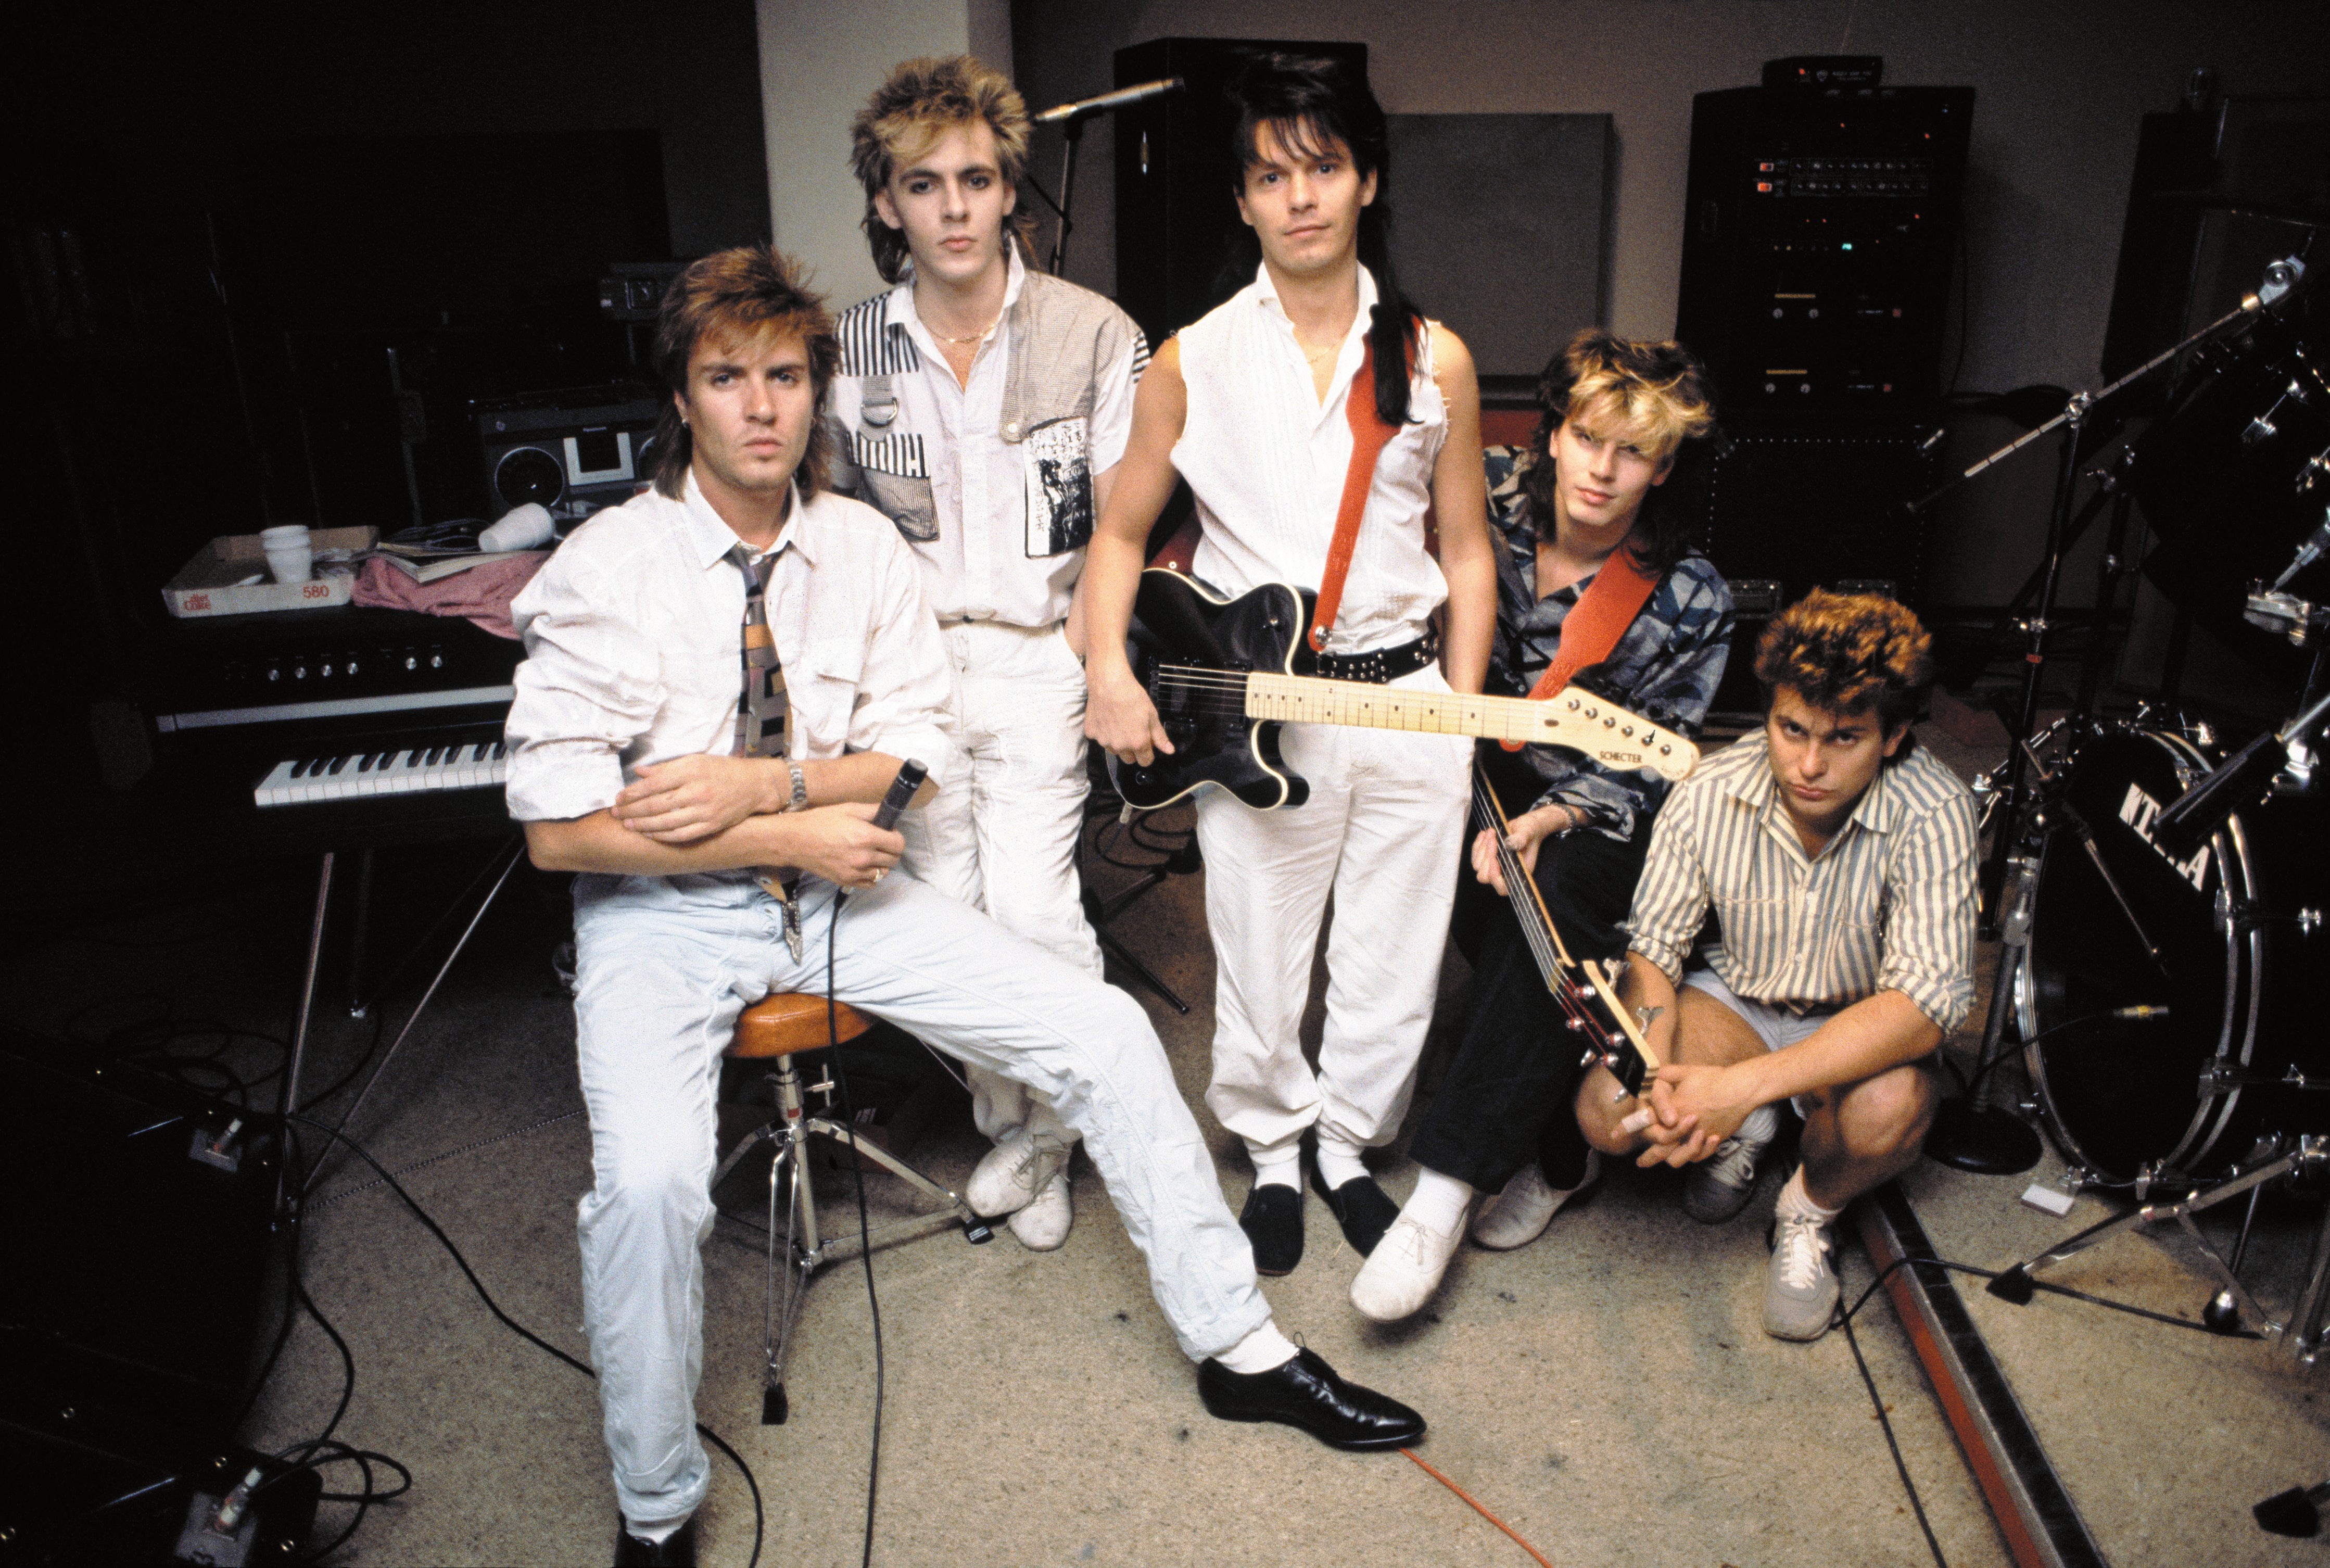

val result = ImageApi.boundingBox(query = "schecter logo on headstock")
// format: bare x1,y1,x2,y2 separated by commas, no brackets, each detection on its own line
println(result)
1598,750,1643,765
2118,782,2211,890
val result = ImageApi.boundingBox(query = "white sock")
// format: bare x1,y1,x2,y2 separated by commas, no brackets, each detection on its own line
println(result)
1736,1103,1780,1147
1775,1166,1844,1224
1250,1145,1301,1189
1400,1169,1474,1234
1313,1137,1370,1189
1213,1320,1300,1374
624,1515,688,1545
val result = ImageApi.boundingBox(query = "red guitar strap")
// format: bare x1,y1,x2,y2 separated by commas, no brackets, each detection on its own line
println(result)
1499,539,1660,750
1307,333,1410,653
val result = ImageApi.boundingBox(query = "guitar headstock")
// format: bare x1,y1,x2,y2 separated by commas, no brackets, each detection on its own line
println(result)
1529,689,1697,781
1573,956,1660,1097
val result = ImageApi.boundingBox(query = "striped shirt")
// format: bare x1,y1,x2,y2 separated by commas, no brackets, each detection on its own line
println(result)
1624,732,1978,1031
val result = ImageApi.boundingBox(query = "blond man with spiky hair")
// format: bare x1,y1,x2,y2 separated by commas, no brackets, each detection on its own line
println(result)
828,56,1152,1253
1579,590,1977,1343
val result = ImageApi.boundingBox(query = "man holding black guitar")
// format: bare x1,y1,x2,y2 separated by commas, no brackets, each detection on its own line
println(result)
1083,53,1498,1278
1349,332,1734,1322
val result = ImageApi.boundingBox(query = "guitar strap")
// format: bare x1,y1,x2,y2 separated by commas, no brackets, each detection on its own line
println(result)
1307,331,1412,653
1499,534,1661,751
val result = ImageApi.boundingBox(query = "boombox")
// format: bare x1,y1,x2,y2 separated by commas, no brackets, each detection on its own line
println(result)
472,384,662,519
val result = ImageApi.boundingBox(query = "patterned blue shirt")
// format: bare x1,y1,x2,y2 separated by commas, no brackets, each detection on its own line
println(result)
1483,445,1734,842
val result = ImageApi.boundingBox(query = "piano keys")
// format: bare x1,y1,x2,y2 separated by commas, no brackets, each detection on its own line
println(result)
255,739,510,807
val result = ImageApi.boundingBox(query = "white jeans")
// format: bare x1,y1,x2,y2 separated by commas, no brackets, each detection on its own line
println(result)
568,868,1269,1528
901,619,1100,1148
1192,663,1472,1163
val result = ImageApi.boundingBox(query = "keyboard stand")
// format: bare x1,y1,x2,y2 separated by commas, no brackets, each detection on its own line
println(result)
274,834,527,1207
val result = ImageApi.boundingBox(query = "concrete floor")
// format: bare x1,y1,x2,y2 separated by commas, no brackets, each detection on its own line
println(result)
8,720,2326,1566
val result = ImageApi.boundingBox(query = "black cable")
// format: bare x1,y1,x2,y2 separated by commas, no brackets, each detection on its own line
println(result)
825,890,885,1568
1839,1300,1950,1568
282,1114,765,1568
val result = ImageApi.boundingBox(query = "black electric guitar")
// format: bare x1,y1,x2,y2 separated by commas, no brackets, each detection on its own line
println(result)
1472,763,1663,1098
1109,568,1699,812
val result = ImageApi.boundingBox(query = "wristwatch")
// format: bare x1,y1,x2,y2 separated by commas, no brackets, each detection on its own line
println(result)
783,759,808,812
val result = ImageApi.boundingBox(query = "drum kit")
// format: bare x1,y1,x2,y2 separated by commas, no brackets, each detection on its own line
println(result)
1923,249,2330,1359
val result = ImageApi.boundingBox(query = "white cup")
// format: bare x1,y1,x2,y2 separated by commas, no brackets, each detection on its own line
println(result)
260,524,313,584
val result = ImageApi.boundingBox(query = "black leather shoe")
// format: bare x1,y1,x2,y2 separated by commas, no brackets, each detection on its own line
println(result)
615,1514,697,1567
1239,1183,1303,1275
1312,1167,1400,1256
1197,1347,1427,1450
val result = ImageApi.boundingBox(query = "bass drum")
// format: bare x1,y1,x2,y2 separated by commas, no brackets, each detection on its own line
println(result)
2020,725,2330,1185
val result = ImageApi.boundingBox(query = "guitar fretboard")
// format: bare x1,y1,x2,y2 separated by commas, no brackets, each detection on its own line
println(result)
1241,672,1693,778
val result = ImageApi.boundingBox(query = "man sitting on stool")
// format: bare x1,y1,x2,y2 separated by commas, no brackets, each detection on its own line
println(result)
506,245,1426,1567
1579,590,1976,1341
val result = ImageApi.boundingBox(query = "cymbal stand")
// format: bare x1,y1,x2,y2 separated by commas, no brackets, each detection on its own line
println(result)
1985,1131,2330,1363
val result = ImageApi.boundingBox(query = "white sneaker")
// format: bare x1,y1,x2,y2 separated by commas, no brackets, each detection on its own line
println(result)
1469,1152,1600,1251
1007,1166,1073,1250
1683,1130,1770,1224
1764,1209,1841,1341
965,1130,1071,1218
1349,1213,1465,1323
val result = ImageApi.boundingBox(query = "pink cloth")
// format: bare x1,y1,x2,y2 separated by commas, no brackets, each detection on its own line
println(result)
352,551,552,640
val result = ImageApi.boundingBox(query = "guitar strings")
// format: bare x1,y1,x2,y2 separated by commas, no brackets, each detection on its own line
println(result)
1470,772,1608,1045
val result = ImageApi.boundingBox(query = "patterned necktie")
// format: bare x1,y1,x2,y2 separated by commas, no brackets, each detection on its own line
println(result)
730,544,789,760
731,543,803,959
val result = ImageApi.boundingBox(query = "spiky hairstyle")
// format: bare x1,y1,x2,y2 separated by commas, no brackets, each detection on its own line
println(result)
849,55,1033,284
1754,589,1935,758
648,245,838,500
1526,329,1719,573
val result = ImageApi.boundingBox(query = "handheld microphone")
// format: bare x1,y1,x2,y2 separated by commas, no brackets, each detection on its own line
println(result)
1032,77,1183,126
871,758,928,831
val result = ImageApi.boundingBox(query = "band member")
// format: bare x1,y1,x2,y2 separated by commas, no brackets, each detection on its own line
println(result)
1349,332,1733,1322
1584,591,1976,1341
831,56,1151,1250
508,246,1426,1566
1083,54,1498,1276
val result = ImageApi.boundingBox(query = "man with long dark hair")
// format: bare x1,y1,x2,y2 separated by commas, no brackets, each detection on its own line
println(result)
1348,332,1733,1322
510,245,1427,1564
1082,54,1498,1280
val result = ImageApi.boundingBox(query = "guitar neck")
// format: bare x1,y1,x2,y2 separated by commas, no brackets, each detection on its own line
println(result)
1242,671,1696,780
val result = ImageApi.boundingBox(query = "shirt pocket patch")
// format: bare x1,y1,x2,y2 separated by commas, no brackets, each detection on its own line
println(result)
1021,415,1092,558
852,432,937,542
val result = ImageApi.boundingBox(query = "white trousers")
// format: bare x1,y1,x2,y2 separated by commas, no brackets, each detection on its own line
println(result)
1192,663,1472,1164
900,619,1099,1147
569,868,1269,1528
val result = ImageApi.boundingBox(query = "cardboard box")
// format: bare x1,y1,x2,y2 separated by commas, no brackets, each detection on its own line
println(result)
161,527,379,618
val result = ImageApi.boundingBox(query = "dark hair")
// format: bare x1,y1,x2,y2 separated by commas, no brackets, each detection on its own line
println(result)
647,245,840,500
1753,589,1935,765
1218,53,1419,426
849,55,1034,285
1525,330,1720,574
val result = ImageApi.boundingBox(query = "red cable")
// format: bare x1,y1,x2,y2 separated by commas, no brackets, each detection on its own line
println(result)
1399,1447,1555,1567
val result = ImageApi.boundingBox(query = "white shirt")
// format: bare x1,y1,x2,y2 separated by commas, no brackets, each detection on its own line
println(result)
1172,263,1449,654
503,472,958,823
825,245,1141,628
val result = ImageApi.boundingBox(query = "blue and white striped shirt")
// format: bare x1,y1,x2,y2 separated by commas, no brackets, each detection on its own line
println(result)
1623,732,1978,1031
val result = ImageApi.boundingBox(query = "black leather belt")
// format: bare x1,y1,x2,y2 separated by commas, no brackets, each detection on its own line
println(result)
1309,625,1440,685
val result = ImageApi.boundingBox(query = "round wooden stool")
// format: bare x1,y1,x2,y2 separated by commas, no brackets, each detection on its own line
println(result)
711,990,991,1425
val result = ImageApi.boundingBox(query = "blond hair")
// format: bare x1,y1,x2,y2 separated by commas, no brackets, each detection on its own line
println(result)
849,55,1033,284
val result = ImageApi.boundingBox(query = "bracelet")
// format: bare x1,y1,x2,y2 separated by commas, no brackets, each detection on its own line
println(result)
783,759,808,812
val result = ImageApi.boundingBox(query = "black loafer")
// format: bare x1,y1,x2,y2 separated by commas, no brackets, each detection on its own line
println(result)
1238,1183,1303,1275
1312,1167,1400,1256
615,1515,697,1567
1197,1346,1427,1450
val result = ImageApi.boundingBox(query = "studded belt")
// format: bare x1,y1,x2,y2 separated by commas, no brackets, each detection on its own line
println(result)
1309,625,1440,685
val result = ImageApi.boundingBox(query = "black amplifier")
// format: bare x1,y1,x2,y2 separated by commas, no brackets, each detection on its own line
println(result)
473,383,661,518
143,604,525,733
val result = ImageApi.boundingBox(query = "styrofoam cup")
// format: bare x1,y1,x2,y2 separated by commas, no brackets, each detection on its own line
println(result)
259,524,312,547
265,542,314,583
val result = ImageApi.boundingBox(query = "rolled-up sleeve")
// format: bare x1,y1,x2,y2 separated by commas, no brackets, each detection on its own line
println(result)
842,529,959,789
1876,789,1979,1032
504,552,659,823
1623,788,1714,981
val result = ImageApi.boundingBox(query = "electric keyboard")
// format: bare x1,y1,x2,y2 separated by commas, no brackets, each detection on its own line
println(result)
255,738,510,807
